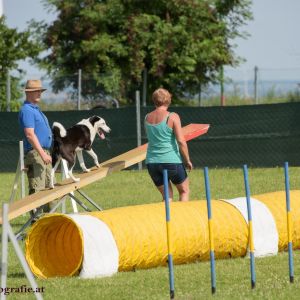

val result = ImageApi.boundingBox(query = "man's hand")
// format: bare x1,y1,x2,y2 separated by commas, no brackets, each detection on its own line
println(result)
41,152,52,164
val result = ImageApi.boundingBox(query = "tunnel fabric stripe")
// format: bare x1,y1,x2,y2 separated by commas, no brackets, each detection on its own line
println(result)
69,214,119,278
223,198,278,256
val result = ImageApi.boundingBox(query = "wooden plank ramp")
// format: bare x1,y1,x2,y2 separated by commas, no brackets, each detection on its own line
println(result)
0,123,209,223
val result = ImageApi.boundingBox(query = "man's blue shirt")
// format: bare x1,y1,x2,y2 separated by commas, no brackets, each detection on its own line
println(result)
19,101,52,152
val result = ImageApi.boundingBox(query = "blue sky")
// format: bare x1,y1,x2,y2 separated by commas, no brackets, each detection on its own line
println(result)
2,0,300,80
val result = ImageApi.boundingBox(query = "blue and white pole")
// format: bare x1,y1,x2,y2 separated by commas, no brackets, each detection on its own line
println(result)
284,162,294,283
243,164,256,289
204,167,216,294
163,169,175,299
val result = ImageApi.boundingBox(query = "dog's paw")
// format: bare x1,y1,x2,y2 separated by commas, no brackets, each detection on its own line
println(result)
73,177,80,182
95,163,100,168
49,184,55,189
83,168,91,173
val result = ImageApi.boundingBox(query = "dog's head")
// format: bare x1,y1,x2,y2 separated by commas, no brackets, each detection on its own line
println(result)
89,116,111,139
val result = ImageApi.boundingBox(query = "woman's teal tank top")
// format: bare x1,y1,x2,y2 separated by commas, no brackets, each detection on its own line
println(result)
145,113,182,164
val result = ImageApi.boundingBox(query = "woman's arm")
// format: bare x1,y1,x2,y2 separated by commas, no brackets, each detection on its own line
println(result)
171,113,193,171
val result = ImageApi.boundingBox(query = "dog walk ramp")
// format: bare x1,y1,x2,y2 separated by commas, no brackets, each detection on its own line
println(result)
0,123,209,223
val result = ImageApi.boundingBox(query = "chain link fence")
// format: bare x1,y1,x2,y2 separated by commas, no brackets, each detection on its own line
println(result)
199,67,300,106
1,102,300,172
2,67,300,111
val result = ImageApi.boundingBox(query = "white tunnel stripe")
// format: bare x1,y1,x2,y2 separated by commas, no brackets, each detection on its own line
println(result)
223,197,278,257
69,214,119,278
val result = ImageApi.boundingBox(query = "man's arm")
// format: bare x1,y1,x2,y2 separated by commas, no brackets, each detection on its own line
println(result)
24,128,52,164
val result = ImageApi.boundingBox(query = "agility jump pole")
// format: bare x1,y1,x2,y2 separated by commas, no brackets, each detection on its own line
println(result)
243,165,256,289
163,169,175,299
0,123,209,224
204,167,216,294
284,162,294,283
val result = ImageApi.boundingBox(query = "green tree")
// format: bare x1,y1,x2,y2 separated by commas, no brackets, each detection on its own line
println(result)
32,0,252,105
0,16,41,111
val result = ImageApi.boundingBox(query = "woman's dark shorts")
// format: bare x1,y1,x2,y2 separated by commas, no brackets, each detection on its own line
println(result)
146,163,187,187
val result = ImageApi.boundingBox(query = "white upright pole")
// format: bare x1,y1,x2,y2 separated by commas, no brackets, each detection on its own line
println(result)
1,204,8,300
9,141,26,203
19,141,26,198
9,160,21,203
1,203,44,300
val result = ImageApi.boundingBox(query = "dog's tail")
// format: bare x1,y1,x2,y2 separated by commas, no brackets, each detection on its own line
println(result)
52,122,67,141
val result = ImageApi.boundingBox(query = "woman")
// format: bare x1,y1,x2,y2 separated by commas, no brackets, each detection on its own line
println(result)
145,88,193,201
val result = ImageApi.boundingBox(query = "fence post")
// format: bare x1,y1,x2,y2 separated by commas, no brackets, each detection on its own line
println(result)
135,90,142,170
142,68,147,107
220,66,225,106
198,81,202,107
78,69,82,110
254,66,258,104
6,72,11,112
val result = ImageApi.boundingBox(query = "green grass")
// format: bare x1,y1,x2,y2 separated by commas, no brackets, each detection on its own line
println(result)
1,167,300,300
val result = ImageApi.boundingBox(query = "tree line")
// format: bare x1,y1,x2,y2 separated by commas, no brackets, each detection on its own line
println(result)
0,0,252,109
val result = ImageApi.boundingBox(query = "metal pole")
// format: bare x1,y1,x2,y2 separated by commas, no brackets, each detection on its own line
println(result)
77,189,103,211
7,216,43,300
135,90,142,170
142,68,147,107
19,141,25,198
204,167,216,294
9,141,26,202
60,161,66,213
6,73,11,112
284,162,294,283
220,66,225,106
9,160,21,203
243,164,256,289
254,66,258,104
163,169,175,299
78,69,82,110
1,204,9,300
198,82,202,107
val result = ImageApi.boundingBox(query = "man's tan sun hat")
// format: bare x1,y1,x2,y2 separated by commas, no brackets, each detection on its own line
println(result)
25,80,47,92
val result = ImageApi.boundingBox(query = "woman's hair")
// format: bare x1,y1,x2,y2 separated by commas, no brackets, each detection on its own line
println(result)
152,88,172,106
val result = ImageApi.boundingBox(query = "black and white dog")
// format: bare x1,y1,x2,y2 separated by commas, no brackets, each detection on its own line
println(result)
49,116,111,188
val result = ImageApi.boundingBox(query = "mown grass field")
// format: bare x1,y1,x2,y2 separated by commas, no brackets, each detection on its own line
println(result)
1,167,300,300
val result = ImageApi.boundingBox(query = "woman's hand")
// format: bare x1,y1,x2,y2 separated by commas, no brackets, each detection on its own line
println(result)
185,160,193,171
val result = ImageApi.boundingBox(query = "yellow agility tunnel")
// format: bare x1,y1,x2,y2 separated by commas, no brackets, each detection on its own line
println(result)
25,190,300,279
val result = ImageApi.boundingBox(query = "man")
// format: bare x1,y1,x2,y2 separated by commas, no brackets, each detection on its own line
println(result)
19,79,53,215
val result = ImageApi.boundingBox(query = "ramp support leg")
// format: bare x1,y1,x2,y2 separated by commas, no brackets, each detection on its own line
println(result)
1,203,43,300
